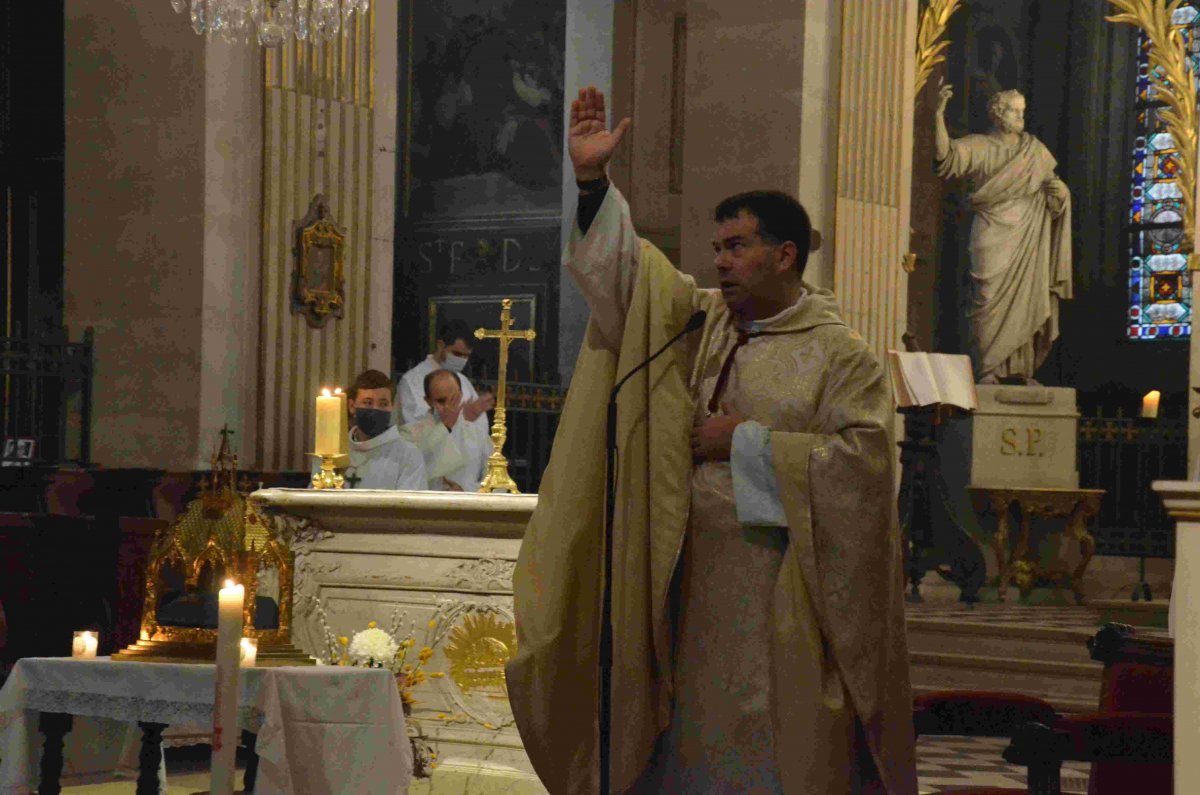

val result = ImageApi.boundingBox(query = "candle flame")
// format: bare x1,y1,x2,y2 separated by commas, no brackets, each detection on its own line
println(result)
321,387,332,397
334,387,343,395
224,579,236,589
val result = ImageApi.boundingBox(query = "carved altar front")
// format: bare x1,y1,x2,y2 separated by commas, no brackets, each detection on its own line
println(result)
247,488,544,795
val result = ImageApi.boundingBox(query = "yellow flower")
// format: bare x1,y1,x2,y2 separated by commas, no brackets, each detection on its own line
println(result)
402,638,415,648
367,620,377,629
430,672,445,678
437,713,448,720
401,690,416,705
418,647,434,662
337,636,349,646
402,664,413,674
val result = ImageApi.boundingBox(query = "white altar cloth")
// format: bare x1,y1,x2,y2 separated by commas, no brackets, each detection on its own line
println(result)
0,658,411,794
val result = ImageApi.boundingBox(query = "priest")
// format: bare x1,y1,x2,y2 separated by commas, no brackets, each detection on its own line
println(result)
506,87,917,794
396,319,495,425
399,369,491,492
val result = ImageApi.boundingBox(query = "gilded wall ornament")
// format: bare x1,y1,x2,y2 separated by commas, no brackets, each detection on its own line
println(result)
291,194,347,328
914,0,962,100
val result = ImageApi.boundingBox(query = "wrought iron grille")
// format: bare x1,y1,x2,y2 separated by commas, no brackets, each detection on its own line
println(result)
0,329,94,465
1077,414,1186,559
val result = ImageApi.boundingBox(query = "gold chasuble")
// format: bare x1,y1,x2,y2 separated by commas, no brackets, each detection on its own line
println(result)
506,187,917,794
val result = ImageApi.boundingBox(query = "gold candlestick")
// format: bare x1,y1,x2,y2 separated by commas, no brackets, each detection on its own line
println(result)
310,453,345,490
474,298,536,494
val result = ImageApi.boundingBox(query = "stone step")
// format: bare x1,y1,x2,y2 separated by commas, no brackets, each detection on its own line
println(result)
906,617,1096,665
909,650,1102,714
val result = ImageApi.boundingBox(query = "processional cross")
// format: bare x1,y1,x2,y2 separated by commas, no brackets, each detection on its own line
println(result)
474,298,536,493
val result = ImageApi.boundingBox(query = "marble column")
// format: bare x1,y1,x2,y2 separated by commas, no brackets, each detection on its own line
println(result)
830,0,918,365
1152,480,1196,792
559,0,615,381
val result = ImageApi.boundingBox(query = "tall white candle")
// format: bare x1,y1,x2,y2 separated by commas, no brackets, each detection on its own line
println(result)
315,388,342,456
210,580,244,795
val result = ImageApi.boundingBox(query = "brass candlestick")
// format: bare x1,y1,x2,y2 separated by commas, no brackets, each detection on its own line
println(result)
310,453,345,489
475,298,536,494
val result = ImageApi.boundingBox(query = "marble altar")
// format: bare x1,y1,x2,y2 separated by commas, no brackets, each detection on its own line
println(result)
247,488,546,795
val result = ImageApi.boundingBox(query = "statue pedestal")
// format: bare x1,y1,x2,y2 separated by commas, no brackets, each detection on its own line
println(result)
948,384,1080,489
248,488,546,795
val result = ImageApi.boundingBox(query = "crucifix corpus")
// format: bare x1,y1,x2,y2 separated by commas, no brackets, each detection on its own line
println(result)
474,298,536,493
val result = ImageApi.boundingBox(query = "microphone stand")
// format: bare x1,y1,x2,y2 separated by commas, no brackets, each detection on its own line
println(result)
599,310,705,795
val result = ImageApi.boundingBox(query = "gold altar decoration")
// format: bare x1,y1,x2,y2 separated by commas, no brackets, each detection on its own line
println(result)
291,194,347,328
474,298,537,494
113,428,313,665
443,612,516,695
1108,0,1199,267
311,454,346,490
914,0,961,100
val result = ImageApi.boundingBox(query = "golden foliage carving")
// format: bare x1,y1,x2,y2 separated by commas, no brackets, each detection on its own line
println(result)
914,0,962,100
1108,0,1199,265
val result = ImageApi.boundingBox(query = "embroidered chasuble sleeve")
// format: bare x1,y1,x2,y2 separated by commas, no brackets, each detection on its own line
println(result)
769,334,918,795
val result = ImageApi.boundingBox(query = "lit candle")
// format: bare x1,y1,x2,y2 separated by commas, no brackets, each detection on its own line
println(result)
211,579,244,795
315,388,343,456
239,637,258,668
71,630,98,659
1143,390,1162,419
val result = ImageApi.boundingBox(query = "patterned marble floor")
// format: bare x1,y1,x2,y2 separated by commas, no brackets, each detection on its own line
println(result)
918,735,1089,793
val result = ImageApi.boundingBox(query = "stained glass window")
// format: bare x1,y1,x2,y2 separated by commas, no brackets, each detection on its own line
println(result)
1128,2,1200,340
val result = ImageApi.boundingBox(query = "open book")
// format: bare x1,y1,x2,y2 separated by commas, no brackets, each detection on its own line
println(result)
887,351,978,412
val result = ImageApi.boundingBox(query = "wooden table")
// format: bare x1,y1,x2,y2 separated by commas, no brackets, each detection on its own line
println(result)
968,486,1105,603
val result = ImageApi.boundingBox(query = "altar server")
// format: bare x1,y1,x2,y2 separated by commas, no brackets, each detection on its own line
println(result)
339,369,427,490
396,319,495,425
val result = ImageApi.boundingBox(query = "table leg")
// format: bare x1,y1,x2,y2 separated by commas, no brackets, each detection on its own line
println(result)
37,711,74,795
1068,503,1096,605
242,729,259,792
1013,504,1036,600
136,721,167,795
990,499,1011,602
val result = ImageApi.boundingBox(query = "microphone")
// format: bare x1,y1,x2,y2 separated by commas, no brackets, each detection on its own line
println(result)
598,307,705,795
609,310,707,401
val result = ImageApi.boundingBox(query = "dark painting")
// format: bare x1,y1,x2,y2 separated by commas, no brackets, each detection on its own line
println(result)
401,0,566,221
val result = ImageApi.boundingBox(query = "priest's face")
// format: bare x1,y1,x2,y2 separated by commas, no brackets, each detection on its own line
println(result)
712,210,798,320
426,371,463,427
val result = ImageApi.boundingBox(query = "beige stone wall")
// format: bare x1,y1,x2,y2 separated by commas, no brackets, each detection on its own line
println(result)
65,1,208,469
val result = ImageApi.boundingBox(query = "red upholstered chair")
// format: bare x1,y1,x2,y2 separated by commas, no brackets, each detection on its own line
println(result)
913,690,1058,795
1079,623,1172,795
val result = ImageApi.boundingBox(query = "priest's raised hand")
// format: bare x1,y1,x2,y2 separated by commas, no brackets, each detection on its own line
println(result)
568,85,630,181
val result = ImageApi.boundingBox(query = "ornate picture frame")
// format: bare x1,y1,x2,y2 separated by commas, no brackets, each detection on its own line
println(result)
291,194,347,329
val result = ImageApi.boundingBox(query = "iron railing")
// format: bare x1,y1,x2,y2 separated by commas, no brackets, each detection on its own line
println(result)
1078,413,1186,560
0,329,93,465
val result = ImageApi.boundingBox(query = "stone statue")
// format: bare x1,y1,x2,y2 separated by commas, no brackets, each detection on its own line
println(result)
935,81,1072,384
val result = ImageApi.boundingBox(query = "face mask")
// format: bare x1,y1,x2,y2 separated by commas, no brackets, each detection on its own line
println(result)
442,353,468,373
353,408,392,439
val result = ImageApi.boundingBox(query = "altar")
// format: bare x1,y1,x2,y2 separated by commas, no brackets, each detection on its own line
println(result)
247,488,545,795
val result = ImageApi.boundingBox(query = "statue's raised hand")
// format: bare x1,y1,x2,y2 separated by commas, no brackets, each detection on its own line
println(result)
569,86,631,181
937,78,953,114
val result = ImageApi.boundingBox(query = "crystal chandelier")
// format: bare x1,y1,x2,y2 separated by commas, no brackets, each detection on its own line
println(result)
170,0,369,47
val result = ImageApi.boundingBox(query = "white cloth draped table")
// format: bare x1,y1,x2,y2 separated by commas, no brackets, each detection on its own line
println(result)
0,657,411,794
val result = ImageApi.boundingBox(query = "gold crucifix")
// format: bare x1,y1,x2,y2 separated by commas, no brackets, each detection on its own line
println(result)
474,298,537,493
